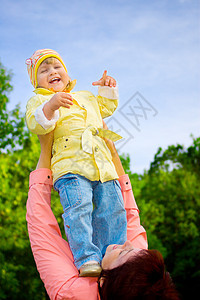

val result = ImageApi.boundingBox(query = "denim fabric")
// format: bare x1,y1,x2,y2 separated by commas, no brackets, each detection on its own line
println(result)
54,173,127,269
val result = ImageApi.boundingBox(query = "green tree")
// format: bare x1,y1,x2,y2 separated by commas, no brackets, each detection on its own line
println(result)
0,61,54,299
137,137,200,299
0,135,64,299
0,61,28,153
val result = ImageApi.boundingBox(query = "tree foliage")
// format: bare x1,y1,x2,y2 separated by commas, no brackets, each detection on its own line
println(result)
0,60,199,299
135,137,200,299
0,133,63,299
0,61,29,153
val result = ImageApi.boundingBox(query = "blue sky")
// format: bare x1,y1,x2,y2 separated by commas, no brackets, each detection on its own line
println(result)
0,0,199,173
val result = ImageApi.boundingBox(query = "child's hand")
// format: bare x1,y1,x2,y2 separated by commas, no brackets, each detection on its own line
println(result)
48,92,73,111
43,92,73,120
92,70,116,87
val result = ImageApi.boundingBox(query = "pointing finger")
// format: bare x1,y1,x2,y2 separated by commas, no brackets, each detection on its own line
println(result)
102,70,107,83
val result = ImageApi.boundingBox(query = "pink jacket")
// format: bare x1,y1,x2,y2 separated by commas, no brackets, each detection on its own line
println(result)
26,169,148,300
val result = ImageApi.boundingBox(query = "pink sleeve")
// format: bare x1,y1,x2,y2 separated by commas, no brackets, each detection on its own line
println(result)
118,175,148,250
26,170,147,300
26,169,99,300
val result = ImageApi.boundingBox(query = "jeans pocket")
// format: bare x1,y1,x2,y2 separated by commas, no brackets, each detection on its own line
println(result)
57,175,82,213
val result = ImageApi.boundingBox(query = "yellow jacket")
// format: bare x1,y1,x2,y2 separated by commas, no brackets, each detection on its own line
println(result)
26,87,121,183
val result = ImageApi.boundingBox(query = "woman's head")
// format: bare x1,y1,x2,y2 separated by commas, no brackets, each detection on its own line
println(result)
99,246,179,300
101,240,143,270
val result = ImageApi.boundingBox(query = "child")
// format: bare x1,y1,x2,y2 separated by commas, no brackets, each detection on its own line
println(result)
25,49,127,277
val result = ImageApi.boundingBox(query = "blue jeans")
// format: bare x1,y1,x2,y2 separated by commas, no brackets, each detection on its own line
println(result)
54,173,127,269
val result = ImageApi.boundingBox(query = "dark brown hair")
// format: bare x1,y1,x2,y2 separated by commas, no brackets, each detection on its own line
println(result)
99,249,179,300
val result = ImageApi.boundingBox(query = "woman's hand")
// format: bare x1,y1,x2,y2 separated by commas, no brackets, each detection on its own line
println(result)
92,70,116,87
36,131,54,169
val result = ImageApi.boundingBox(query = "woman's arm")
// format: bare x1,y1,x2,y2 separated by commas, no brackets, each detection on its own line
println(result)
104,135,125,177
26,168,99,300
27,133,99,300
36,131,54,169
102,120,125,176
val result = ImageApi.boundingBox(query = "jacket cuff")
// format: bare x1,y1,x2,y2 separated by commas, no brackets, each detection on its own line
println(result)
118,174,139,210
118,174,132,191
34,101,60,130
29,169,53,187
98,86,119,99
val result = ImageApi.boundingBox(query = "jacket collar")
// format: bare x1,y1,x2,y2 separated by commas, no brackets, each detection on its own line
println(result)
34,79,77,95
34,88,54,95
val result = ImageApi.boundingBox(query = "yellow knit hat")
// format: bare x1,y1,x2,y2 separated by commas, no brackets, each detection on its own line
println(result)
25,49,68,88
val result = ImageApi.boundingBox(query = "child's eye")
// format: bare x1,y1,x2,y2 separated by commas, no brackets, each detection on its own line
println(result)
40,69,47,73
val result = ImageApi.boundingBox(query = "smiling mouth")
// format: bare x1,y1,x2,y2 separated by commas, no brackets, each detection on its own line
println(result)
49,78,61,84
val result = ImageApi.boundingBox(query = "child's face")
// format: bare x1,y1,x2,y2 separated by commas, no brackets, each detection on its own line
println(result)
37,58,70,92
